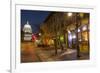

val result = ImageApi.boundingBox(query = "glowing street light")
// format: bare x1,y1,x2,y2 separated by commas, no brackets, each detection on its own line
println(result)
68,12,73,17
68,30,71,34
72,35,76,39
82,25,87,31
39,33,41,36
78,28,80,32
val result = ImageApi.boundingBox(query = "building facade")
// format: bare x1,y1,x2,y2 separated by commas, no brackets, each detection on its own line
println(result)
40,12,90,57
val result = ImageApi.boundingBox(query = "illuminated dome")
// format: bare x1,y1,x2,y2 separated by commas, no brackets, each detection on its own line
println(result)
23,21,32,33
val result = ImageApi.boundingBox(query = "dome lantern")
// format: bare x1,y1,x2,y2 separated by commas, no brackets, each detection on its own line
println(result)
23,21,32,33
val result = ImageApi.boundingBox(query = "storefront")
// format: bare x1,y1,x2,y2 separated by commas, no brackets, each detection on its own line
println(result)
67,13,90,58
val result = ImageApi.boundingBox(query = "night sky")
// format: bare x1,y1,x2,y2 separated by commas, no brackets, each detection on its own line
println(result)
21,10,50,33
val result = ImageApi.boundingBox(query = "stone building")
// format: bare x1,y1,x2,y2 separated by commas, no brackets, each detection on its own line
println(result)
40,12,90,56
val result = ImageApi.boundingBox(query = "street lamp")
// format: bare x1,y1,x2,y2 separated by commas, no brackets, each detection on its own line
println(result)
76,13,80,58
72,34,76,39
68,12,73,17
82,25,87,31
68,30,71,33
78,28,80,32
39,33,41,36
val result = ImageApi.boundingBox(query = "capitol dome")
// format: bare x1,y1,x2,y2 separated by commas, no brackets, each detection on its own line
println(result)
23,21,32,33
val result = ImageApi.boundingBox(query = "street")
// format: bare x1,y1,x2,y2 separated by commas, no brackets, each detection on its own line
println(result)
21,11,90,63
21,41,89,63
21,42,40,63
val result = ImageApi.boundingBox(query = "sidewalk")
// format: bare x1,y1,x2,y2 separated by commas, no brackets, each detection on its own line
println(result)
36,47,77,62
36,47,59,62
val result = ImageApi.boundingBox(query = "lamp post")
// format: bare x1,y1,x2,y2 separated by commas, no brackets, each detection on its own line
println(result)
76,13,80,58
67,12,73,49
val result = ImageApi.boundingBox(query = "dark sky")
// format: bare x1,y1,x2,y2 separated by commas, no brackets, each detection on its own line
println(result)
21,10,50,33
